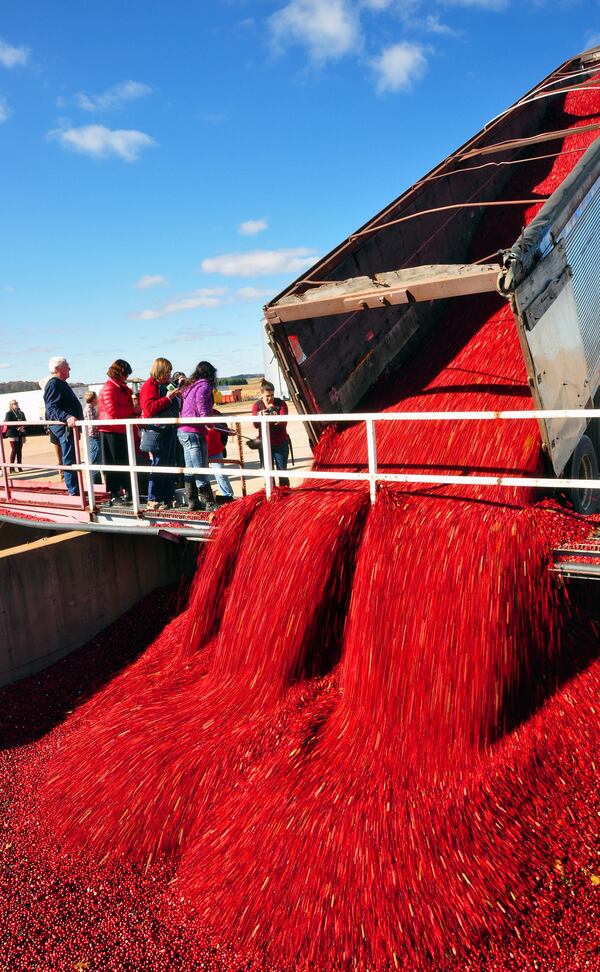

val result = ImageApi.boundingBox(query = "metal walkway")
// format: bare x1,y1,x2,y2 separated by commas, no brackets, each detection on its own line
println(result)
0,481,215,540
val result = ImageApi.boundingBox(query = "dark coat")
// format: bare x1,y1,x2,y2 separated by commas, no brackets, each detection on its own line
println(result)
43,377,83,434
4,408,26,439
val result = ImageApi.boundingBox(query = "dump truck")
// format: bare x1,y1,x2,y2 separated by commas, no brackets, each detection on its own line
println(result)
264,46,600,514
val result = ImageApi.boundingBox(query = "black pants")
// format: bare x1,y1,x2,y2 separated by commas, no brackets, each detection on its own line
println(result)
148,430,177,503
9,438,23,469
100,431,131,496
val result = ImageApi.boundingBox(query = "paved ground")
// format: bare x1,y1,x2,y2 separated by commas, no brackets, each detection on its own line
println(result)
2,403,314,499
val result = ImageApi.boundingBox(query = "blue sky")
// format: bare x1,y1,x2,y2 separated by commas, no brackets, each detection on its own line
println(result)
0,0,598,383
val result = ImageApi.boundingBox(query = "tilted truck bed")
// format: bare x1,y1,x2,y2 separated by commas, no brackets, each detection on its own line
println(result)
264,46,600,452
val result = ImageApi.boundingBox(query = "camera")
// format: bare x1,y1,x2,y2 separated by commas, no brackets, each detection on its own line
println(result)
168,372,186,392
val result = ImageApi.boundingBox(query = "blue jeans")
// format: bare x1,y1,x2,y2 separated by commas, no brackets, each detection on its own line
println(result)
89,435,100,465
88,435,101,484
209,451,234,498
177,431,211,489
259,440,290,487
148,430,177,503
53,425,79,495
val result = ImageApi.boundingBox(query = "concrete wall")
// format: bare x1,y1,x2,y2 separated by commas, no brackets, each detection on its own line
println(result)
0,530,189,686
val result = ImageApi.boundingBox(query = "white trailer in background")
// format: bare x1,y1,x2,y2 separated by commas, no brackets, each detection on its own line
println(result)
261,318,290,400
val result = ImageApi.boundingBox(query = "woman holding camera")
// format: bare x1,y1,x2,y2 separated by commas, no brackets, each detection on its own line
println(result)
251,379,289,487
139,357,182,510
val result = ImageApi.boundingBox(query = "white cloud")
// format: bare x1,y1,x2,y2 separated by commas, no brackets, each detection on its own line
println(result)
75,80,152,112
172,326,229,344
134,274,170,290
48,124,156,162
238,218,268,236
235,286,275,300
363,0,422,17
201,248,319,277
0,38,29,69
0,362,11,369
425,14,459,34
361,0,393,9
2,285,15,293
371,41,428,93
201,110,227,125
269,0,360,62
0,96,10,123
130,288,227,320
585,31,600,48
442,0,509,8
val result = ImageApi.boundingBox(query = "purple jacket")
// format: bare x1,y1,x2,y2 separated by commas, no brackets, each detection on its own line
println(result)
179,379,214,435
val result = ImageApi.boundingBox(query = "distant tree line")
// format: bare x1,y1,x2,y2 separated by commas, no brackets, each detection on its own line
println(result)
216,373,262,386
1,375,262,394
0,380,40,394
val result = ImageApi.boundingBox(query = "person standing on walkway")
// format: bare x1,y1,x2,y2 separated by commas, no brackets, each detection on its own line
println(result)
251,380,290,487
139,358,181,510
42,357,83,496
177,361,218,511
98,360,139,502
4,399,27,473
83,390,101,484
206,417,234,502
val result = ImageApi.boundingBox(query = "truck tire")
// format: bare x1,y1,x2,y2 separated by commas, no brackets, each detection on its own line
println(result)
568,434,600,515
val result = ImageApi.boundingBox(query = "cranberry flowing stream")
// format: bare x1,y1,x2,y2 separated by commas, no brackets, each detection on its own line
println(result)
2,84,600,971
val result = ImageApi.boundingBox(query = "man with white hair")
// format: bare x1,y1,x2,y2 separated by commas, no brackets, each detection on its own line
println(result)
43,357,83,495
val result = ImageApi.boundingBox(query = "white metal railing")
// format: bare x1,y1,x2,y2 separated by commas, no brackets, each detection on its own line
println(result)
1,409,600,515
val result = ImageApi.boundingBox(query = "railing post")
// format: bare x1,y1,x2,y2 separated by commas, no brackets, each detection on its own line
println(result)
0,433,11,502
261,416,273,500
125,422,141,515
72,426,86,510
366,418,378,504
80,423,97,512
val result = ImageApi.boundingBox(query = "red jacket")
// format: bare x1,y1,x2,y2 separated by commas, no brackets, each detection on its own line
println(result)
139,376,174,419
206,424,229,458
98,378,138,434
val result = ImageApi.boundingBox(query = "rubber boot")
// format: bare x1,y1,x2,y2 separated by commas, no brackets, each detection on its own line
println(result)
185,481,200,511
197,483,216,510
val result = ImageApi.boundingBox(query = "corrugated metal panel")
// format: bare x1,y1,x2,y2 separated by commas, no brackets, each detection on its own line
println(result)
561,184,600,388
520,278,588,474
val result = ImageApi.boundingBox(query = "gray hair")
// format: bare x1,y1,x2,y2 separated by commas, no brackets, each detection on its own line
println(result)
48,356,68,372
